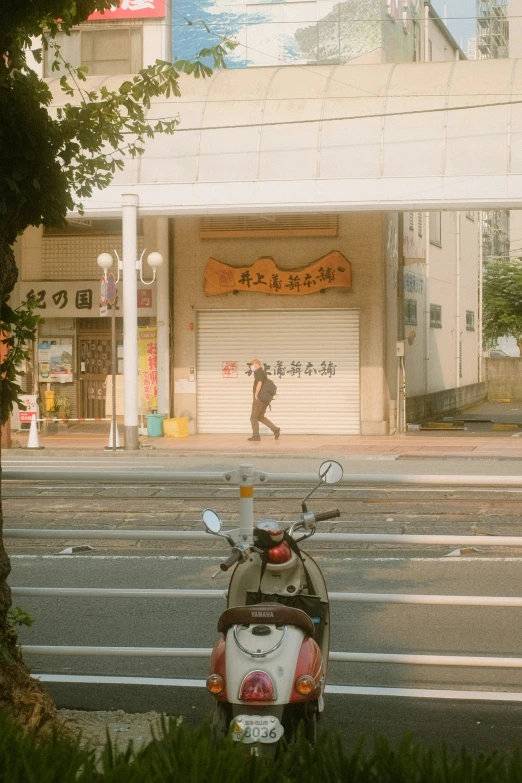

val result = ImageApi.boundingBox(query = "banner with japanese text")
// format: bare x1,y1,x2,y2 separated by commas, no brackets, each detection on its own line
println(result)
204,251,352,297
88,0,166,20
138,327,157,410
13,281,156,318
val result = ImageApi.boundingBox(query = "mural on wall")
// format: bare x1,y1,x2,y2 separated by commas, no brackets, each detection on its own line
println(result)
204,251,352,296
173,0,420,68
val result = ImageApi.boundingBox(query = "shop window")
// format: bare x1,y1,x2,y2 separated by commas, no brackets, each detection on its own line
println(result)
430,303,442,328
45,27,142,77
429,212,442,247
199,214,338,238
404,298,418,325
466,310,475,330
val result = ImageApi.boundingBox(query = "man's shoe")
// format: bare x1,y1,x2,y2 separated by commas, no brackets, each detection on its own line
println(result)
248,436,261,441
274,428,281,440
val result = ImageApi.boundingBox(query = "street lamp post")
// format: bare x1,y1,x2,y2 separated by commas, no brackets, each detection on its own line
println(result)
97,198,163,451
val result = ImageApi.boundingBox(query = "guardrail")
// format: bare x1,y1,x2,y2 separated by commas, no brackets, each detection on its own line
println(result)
7,527,522,703
7,468,522,487
6,463,522,704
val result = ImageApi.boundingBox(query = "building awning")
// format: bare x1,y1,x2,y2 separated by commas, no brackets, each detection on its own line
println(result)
46,58,522,216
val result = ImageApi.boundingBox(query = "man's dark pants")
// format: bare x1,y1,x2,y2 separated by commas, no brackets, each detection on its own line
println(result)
250,398,277,437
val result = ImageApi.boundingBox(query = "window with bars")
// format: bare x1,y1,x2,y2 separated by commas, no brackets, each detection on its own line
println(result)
44,27,143,77
466,310,475,330
418,213,423,238
409,212,414,231
404,298,418,325
430,304,442,327
44,219,143,236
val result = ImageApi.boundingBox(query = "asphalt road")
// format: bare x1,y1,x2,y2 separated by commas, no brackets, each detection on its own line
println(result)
7,551,522,752
4,455,522,752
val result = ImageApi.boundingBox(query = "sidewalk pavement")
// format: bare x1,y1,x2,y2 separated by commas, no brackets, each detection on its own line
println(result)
9,424,522,459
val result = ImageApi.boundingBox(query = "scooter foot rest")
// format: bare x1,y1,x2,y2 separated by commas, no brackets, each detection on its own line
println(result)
217,603,314,637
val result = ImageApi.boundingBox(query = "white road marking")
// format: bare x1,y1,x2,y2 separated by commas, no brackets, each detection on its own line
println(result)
32,674,522,702
9,554,522,562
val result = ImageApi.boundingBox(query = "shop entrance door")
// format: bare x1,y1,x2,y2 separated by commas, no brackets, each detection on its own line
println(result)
78,336,113,418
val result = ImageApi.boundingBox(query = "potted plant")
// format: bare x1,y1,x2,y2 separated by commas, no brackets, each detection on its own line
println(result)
53,391,73,431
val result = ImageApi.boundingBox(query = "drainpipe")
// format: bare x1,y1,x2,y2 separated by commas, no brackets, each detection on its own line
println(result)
424,212,430,394
478,213,483,382
424,2,430,61
456,212,461,388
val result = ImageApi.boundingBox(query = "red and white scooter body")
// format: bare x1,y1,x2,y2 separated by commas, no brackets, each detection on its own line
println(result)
207,547,329,751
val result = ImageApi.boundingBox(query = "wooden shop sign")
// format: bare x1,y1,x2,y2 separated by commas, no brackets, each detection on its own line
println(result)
204,251,352,297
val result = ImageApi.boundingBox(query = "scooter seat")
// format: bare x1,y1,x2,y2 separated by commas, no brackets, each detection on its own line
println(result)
217,603,315,637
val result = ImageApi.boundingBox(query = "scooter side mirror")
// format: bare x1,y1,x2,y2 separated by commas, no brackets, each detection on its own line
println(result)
318,460,344,485
203,509,223,534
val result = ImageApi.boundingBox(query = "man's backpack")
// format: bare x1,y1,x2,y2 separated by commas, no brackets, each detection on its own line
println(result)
259,377,277,404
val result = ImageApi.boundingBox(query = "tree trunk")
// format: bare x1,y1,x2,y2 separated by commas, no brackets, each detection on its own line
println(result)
0,239,60,731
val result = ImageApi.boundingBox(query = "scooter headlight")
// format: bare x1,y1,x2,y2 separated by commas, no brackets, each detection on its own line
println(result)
294,675,316,695
239,670,276,701
206,674,225,694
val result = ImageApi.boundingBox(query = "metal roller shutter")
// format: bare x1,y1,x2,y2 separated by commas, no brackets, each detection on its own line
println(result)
197,309,360,434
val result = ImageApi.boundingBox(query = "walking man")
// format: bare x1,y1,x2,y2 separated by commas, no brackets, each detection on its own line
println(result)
247,359,280,442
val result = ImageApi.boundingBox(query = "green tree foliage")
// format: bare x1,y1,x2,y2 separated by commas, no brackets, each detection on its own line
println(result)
0,1,234,725
483,260,522,351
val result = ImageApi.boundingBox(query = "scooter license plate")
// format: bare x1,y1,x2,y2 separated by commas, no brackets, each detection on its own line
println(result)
230,715,284,744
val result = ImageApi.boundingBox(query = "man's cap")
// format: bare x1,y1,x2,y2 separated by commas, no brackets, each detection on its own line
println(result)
247,359,262,366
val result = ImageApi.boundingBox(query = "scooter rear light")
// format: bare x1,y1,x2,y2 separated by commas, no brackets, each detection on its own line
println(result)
206,674,225,694
295,675,316,695
239,671,276,701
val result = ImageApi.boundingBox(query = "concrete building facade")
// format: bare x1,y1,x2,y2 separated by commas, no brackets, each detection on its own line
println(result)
11,1,485,436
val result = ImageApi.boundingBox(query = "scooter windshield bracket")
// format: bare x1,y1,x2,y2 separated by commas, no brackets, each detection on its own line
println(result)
233,624,288,658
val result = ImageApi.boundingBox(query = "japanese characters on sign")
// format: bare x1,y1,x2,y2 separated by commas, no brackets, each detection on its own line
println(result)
403,271,424,295
88,0,166,20
204,251,352,297
244,361,337,378
138,328,157,410
222,361,238,378
137,289,153,309
19,395,38,424
16,282,156,318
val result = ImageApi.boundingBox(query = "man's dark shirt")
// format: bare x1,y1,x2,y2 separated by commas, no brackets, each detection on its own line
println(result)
253,367,267,395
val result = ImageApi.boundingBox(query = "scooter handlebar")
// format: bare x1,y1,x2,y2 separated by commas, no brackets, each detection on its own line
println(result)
220,549,243,572
313,509,341,522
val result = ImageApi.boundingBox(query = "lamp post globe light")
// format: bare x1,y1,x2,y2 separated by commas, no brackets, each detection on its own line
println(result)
96,194,164,450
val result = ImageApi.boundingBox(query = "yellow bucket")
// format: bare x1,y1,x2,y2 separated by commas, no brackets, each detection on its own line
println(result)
163,417,189,438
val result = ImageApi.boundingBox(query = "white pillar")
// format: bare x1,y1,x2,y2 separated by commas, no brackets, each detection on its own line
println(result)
456,212,461,388
122,193,139,450
156,218,170,416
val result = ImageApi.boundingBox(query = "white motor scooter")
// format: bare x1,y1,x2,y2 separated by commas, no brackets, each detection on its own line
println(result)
202,460,343,756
